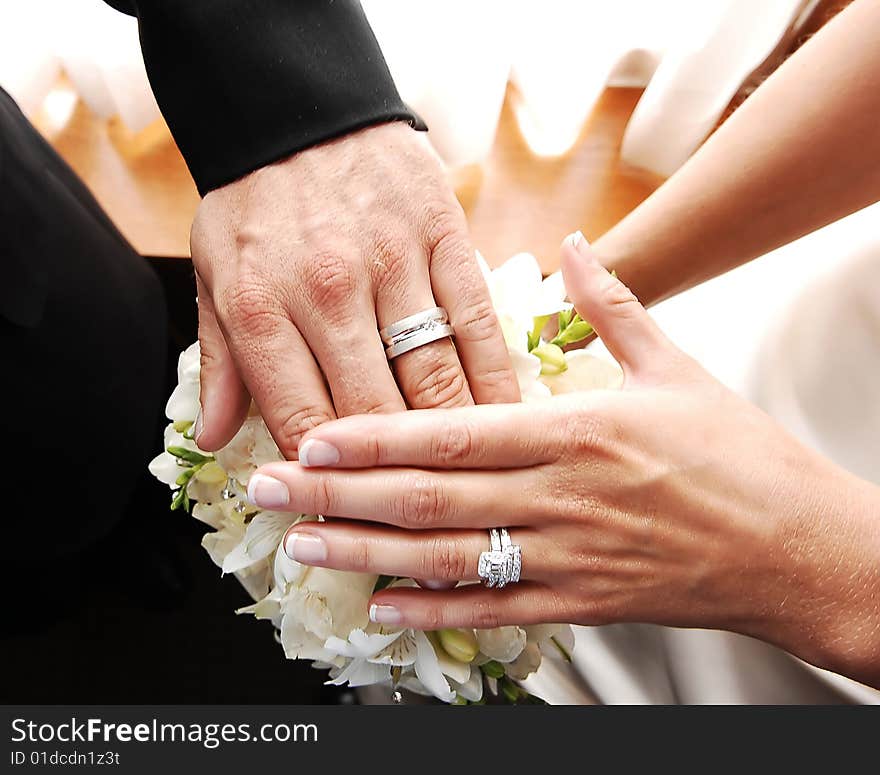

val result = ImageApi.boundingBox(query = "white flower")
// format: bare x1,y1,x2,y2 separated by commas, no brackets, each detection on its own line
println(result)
214,414,283,487
526,623,576,660
148,423,206,488
265,548,377,665
541,350,623,395
478,252,570,353
475,626,527,663
165,341,201,423
221,510,300,575
509,349,552,402
505,642,542,681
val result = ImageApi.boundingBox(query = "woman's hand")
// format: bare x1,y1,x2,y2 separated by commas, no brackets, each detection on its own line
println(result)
249,233,880,688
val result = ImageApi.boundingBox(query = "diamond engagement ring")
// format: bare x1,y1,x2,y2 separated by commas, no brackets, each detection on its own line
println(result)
478,528,522,589
379,306,454,360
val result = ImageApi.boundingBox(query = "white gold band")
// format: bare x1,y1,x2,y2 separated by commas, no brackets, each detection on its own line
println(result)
379,306,448,343
381,307,454,361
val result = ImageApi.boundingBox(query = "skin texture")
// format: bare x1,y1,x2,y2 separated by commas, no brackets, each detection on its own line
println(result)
252,235,880,690
592,0,880,308
190,121,519,458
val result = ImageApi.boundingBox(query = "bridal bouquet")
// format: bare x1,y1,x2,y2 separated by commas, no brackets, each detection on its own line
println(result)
150,253,622,704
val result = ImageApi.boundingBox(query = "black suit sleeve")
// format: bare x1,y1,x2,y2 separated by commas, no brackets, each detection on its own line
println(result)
104,1,424,195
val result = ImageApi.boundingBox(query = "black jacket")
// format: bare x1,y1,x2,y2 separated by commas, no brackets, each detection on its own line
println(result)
104,0,423,195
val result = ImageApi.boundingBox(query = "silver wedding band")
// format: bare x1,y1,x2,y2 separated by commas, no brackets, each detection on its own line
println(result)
380,306,454,361
478,528,522,589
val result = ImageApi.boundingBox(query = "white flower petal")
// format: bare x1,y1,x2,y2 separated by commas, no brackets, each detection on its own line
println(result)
489,253,544,319
476,626,527,663
373,630,418,667
413,631,455,703
540,350,623,395
148,451,183,487
326,658,391,688
222,511,297,575
176,341,201,384
324,629,403,660
165,383,200,424
508,349,551,403
534,270,572,317
432,635,472,684
451,667,483,702
506,642,543,680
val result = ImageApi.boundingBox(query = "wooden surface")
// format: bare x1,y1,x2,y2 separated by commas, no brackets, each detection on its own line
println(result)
35,83,663,272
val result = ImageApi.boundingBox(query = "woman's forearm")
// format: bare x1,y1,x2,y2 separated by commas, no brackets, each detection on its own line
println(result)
778,472,880,687
593,0,880,307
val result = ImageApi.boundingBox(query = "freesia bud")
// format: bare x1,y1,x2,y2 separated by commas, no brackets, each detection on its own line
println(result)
438,628,479,663
532,343,567,375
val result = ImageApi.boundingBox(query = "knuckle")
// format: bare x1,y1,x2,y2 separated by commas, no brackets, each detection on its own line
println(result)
422,203,466,254
471,365,517,398
599,275,640,315
310,476,336,517
470,597,501,629
217,279,280,336
300,252,358,312
564,409,608,455
370,229,412,289
347,538,372,573
396,476,447,527
419,606,445,632
409,362,469,409
277,406,335,452
430,419,477,465
453,298,502,344
421,537,468,581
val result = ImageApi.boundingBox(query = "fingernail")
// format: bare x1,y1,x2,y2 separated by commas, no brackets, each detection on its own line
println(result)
299,438,340,468
417,579,457,590
194,408,204,442
284,532,327,564
247,473,289,509
369,604,402,625
566,231,600,267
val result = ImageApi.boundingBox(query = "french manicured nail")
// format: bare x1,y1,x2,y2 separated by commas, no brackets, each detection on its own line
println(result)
193,408,204,442
299,438,340,468
284,532,327,564
247,473,289,509
567,231,600,266
369,604,402,625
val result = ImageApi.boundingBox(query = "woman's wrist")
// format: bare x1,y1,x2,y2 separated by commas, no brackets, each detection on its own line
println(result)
758,470,880,685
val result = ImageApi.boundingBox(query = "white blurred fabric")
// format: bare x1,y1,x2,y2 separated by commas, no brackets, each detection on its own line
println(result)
0,0,819,175
0,0,159,130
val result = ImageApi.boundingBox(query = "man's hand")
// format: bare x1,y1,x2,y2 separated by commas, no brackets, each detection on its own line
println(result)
190,122,519,458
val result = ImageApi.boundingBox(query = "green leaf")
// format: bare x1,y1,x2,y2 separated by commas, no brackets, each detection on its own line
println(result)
526,330,542,353
556,308,573,330
481,660,505,679
530,313,552,343
500,677,520,703
175,467,196,487
552,320,594,346
167,446,212,465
